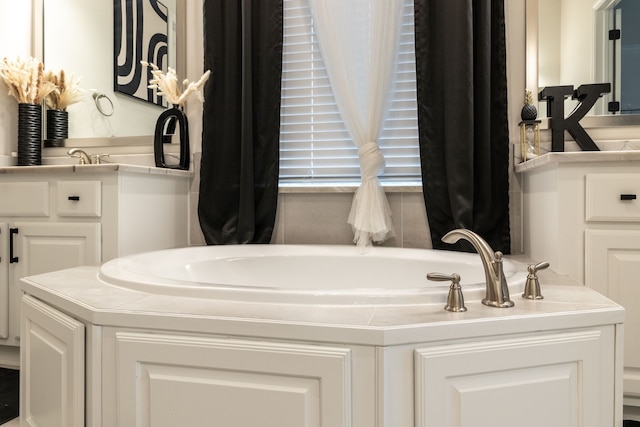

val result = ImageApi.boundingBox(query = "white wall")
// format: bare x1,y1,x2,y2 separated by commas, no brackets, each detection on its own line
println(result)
0,3,34,163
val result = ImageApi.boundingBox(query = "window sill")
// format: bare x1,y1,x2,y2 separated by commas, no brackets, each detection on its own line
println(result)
278,182,423,194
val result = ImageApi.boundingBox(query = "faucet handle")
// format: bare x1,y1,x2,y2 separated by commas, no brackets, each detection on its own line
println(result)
522,261,550,300
426,272,459,282
427,272,467,312
91,153,110,164
530,261,550,273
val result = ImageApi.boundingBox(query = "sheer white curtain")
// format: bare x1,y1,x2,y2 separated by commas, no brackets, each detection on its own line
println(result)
309,0,404,247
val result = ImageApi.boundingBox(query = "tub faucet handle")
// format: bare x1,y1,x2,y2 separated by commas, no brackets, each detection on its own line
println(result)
427,272,467,312
522,261,550,300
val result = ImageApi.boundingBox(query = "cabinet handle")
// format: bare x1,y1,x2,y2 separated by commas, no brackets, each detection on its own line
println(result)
620,194,637,201
68,195,81,201
9,228,19,263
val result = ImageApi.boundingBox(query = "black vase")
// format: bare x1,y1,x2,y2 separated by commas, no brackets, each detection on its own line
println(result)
154,106,190,170
17,103,42,166
45,109,69,147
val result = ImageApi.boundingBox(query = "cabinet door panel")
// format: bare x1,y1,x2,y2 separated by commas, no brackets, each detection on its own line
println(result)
115,332,351,427
7,222,100,345
415,330,613,427
21,294,85,427
586,229,640,397
11,222,101,275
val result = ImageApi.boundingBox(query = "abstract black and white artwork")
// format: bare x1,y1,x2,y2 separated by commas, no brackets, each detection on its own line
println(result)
114,0,169,106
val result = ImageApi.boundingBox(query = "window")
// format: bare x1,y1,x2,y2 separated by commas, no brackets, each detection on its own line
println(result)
279,0,420,184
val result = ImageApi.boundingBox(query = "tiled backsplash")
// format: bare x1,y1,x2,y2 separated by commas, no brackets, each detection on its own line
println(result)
271,191,432,248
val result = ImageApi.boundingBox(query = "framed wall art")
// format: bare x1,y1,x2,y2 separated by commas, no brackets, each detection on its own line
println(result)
114,0,172,106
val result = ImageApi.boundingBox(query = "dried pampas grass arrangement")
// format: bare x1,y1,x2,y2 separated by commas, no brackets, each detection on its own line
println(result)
141,61,210,107
0,57,56,104
43,69,84,111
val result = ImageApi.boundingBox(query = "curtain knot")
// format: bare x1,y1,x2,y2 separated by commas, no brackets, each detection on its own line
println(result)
358,142,385,180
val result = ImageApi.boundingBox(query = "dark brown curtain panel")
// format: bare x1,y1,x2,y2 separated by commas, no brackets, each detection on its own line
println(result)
414,0,511,253
198,0,283,244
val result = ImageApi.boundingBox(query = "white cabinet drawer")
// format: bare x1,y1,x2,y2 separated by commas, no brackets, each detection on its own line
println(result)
56,181,101,217
0,182,49,216
586,173,640,222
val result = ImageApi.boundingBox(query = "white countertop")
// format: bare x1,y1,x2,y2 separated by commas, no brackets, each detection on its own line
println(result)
0,163,193,178
515,150,640,173
20,256,624,347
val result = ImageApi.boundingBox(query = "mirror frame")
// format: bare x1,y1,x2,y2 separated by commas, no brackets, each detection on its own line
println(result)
31,0,187,148
525,0,640,128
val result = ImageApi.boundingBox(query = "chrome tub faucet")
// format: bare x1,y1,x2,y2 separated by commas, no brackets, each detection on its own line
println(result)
442,228,514,308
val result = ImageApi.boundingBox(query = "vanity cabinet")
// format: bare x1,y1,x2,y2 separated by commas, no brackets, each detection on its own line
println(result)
520,154,640,406
0,166,190,365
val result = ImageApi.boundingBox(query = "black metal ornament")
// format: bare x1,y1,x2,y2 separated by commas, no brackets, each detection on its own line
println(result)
539,83,610,152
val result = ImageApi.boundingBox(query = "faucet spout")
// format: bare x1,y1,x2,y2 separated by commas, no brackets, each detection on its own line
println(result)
67,148,91,165
442,229,514,308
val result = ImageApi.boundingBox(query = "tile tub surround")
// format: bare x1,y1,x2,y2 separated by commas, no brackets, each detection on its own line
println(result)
18,255,626,426
189,181,434,249
22,257,621,346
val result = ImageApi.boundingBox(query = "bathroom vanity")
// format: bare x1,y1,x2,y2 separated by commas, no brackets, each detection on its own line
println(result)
0,164,191,366
19,257,624,427
518,151,640,407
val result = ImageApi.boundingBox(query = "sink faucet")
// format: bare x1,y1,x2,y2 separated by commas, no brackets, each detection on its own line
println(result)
67,148,91,165
442,229,514,308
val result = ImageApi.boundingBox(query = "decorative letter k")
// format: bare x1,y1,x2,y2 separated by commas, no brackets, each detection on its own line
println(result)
539,83,610,152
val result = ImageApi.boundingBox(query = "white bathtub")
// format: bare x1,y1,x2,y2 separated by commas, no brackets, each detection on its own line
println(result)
98,245,528,306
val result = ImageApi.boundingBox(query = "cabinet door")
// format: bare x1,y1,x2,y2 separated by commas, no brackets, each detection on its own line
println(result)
586,229,640,398
114,332,351,427
5,222,100,346
415,329,616,427
21,294,85,427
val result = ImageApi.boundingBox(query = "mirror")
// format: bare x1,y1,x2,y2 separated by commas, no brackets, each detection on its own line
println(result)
526,0,640,126
33,0,185,147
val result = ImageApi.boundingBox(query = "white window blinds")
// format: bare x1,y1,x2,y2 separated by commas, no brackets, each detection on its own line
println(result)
279,0,421,184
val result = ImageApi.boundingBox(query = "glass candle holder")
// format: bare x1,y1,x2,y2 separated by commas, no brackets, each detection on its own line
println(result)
519,120,541,162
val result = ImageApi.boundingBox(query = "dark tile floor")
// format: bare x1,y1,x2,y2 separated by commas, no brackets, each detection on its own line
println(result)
0,368,18,425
